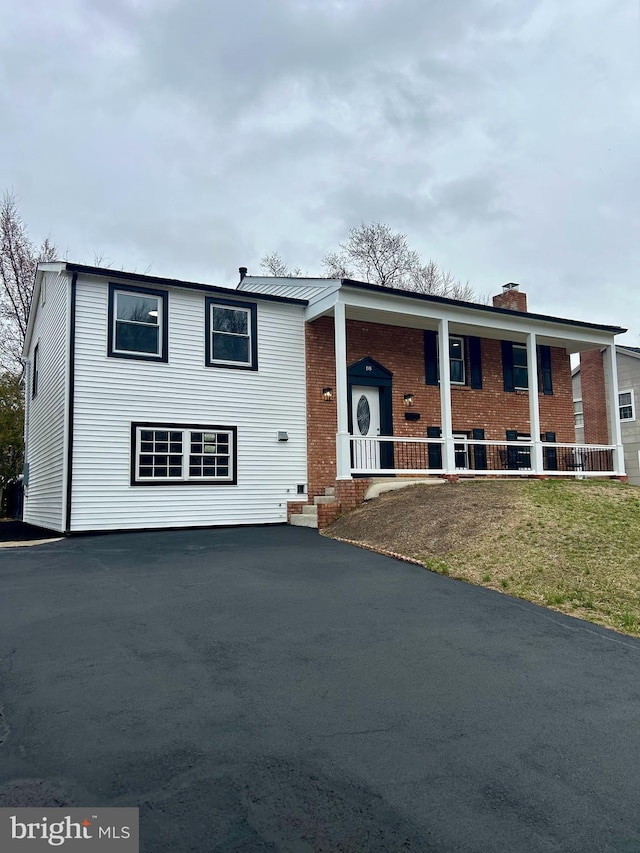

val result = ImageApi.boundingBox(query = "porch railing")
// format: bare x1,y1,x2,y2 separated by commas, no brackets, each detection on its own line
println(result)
349,436,617,477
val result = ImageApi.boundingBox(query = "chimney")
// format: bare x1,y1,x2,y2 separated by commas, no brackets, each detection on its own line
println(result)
239,266,248,283
492,282,527,313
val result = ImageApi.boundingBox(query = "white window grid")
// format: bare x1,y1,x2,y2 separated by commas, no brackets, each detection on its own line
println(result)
136,427,234,482
619,389,635,422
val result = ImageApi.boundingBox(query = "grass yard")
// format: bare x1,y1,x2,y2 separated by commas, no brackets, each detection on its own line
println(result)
325,479,640,637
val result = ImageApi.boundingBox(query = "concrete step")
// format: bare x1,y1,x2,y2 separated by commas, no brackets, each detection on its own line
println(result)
301,504,318,516
324,487,335,497
314,495,336,505
290,512,318,528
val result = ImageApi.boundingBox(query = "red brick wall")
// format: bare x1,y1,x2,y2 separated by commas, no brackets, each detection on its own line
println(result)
580,348,609,444
306,317,575,496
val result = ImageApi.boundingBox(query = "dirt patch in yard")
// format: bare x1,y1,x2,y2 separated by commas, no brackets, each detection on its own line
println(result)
327,481,528,560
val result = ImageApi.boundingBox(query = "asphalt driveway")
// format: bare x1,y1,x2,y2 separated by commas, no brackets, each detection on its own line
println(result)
0,526,639,852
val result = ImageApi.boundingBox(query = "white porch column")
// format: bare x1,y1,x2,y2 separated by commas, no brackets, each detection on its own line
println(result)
526,332,543,473
437,318,455,473
604,343,625,475
334,298,351,479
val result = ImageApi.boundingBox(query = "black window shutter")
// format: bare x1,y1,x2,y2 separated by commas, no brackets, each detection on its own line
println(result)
539,345,553,395
469,337,483,389
472,428,487,470
427,426,442,468
543,431,557,470
501,341,515,392
424,331,438,385
506,429,518,469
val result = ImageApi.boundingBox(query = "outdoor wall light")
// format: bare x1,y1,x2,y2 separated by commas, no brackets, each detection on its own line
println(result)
403,393,414,407
322,387,333,402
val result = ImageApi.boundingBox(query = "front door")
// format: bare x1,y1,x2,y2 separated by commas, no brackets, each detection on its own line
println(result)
351,385,381,469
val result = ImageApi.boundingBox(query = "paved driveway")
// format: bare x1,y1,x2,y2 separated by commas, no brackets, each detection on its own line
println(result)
0,526,639,852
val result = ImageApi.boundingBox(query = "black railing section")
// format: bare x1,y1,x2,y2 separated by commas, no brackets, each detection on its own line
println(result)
351,439,615,474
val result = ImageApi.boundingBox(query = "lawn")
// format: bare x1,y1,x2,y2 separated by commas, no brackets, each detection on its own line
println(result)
325,479,640,637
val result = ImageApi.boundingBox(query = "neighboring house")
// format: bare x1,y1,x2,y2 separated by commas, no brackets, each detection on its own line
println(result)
23,263,627,533
239,273,627,524
22,263,308,532
573,345,640,486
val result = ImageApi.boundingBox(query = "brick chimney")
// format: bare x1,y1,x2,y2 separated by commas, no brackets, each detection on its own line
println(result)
580,348,609,445
492,282,527,312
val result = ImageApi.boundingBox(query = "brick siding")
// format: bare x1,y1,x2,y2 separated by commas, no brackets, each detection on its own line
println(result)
580,348,609,444
306,316,575,497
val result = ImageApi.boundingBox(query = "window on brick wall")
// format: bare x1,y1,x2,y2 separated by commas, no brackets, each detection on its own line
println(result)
424,332,482,388
573,399,584,428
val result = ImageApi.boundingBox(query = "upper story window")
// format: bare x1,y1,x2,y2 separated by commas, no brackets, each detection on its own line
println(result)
573,399,584,428
108,283,168,362
449,337,465,384
619,390,635,421
205,297,258,370
512,344,528,390
425,332,482,388
502,342,553,394
32,342,39,398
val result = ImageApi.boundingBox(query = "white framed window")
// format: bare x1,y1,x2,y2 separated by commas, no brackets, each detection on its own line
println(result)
132,423,237,485
619,390,635,422
453,433,469,469
205,297,257,370
449,337,465,384
517,433,532,469
513,344,528,390
436,335,466,384
32,342,39,398
108,283,168,361
573,399,584,428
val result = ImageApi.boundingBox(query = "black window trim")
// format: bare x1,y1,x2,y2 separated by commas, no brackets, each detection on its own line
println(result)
424,331,482,389
205,296,258,371
130,421,238,486
502,341,554,394
108,282,169,362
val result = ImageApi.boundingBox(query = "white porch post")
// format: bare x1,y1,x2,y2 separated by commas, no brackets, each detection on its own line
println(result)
334,298,351,479
526,332,543,473
604,343,625,475
438,318,455,473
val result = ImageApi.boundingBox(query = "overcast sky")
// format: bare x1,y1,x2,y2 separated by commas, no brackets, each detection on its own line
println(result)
1,0,638,342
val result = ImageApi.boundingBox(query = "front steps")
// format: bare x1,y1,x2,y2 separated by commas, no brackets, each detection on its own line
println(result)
289,487,336,529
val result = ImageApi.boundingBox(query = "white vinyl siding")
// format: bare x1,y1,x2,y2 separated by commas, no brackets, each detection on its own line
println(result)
616,352,640,485
70,279,307,531
23,272,69,531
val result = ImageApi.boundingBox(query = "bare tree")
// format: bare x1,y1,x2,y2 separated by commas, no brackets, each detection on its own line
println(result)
259,251,302,277
0,192,57,374
0,371,24,490
322,222,476,300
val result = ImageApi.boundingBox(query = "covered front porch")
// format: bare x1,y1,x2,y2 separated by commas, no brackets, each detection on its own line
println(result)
305,280,625,484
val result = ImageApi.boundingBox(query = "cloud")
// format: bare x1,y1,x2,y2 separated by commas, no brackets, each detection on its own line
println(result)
0,0,637,340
